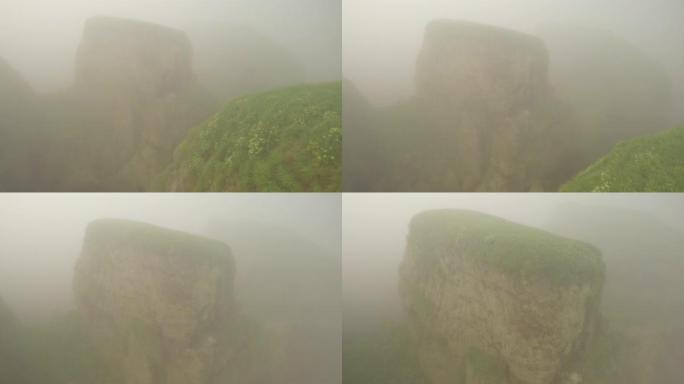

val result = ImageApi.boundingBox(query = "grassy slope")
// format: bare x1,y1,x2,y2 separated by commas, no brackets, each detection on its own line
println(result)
156,82,341,192
561,126,684,192
409,209,604,285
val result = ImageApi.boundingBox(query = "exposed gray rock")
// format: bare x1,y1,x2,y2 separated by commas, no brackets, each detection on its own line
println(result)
74,219,237,384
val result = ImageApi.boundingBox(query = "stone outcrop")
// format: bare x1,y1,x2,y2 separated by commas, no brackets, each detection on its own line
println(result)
0,58,45,191
415,20,579,191
399,210,604,384
70,17,215,190
73,219,237,384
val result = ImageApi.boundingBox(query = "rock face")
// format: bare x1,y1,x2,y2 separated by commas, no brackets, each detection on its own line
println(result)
73,219,236,384
71,17,215,190
0,295,32,384
0,58,45,191
75,17,194,99
399,210,604,384
415,20,579,191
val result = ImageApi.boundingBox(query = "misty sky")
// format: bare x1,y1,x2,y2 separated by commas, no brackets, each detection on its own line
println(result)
343,193,684,320
0,193,341,322
0,0,340,92
343,0,684,109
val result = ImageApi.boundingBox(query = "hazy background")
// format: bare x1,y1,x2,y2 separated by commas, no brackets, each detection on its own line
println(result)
0,0,341,93
343,0,684,122
343,193,684,323
0,193,341,322
343,194,684,383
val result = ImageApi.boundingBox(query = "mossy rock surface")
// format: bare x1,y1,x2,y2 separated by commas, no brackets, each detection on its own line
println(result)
408,209,604,285
156,82,341,192
426,19,545,53
561,126,684,192
85,219,231,263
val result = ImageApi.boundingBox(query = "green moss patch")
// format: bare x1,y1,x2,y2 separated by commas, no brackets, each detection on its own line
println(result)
408,210,604,285
155,82,341,192
85,219,231,263
426,19,545,54
561,126,684,192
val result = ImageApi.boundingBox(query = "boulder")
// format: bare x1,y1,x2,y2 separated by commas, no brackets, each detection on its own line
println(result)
73,219,236,384
414,20,579,191
399,210,604,384
0,58,46,191
71,17,215,190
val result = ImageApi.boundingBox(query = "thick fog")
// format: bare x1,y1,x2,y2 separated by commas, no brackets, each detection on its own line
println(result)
343,0,683,192
343,193,684,383
0,193,340,322
0,193,341,383
344,0,684,117
0,0,340,92
343,193,684,322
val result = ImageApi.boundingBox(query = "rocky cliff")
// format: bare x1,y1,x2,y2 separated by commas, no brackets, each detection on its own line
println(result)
73,219,238,384
413,20,579,191
0,295,33,383
69,17,215,190
0,58,47,191
399,210,604,384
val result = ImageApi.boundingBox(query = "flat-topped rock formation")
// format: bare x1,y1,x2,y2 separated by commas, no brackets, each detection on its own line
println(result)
69,17,215,191
399,210,605,383
414,20,579,191
74,219,236,384
75,17,194,96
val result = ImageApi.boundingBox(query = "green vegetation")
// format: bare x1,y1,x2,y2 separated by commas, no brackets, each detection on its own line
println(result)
156,82,341,191
562,126,684,192
85,219,232,264
408,210,604,285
